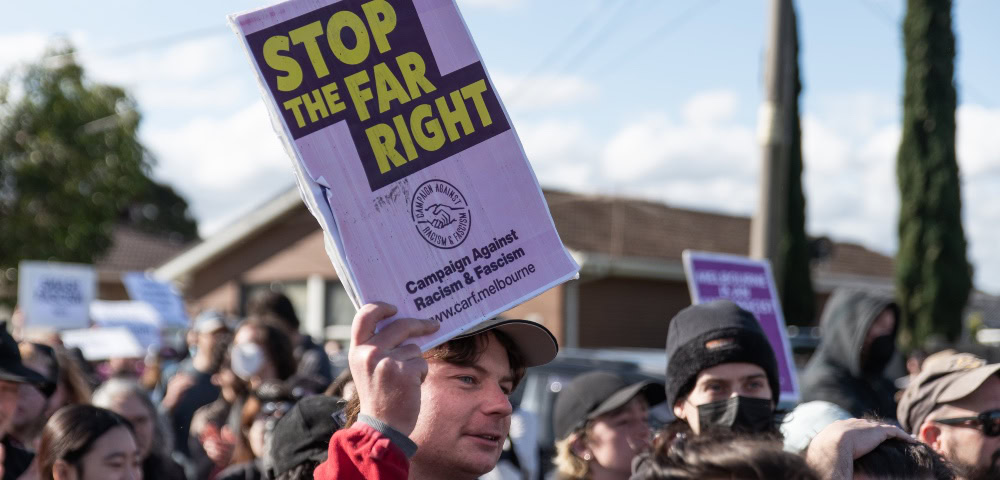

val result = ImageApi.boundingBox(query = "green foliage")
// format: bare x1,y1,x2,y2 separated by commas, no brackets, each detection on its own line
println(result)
896,0,971,347
0,43,197,273
778,2,815,326
123,180,199,244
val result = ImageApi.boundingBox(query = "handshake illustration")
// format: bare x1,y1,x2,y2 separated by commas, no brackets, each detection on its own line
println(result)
419,204,463,229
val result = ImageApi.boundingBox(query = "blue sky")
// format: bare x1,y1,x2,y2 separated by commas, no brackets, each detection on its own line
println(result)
2,0,999,291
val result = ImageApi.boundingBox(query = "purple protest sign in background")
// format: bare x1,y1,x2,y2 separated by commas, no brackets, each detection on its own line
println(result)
682,250,800,403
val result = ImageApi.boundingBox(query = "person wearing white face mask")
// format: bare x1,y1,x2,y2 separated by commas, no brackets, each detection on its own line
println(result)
551,372,665,480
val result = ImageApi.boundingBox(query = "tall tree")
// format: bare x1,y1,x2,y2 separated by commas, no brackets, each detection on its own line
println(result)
0,43,196,272
121,180,199,244
776,0,815,326
896,0,971,347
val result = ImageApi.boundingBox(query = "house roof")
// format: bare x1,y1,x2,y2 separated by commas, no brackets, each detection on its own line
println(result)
544,190,895,280
155,186,896,283
94,226,190,275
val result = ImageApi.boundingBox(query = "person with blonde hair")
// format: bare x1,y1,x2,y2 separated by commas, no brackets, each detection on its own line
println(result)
551,371,664,480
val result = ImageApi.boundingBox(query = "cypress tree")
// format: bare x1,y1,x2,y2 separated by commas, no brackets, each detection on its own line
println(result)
896,0,971,348
778,2,815,326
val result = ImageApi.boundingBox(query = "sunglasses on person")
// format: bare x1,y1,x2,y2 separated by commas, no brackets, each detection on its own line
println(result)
933,409,1000,436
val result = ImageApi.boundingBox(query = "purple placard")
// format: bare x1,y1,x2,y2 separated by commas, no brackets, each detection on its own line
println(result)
230,0,579,349
682,250,800,403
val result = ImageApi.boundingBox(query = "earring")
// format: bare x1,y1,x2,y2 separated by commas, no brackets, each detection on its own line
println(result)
583,453,592,461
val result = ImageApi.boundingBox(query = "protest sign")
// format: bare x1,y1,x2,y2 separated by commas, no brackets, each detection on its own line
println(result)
122,272,190,328
230,0,579,348
17,261,96,331
61,327,145,361
89,300,163,350
681,250,800,403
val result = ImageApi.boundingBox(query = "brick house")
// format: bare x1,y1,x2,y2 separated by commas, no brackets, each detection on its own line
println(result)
153,187,897,349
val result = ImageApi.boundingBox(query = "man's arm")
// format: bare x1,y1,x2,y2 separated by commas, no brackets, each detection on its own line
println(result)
313,303,438,480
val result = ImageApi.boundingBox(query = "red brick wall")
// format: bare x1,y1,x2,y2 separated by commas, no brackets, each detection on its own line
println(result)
502,284,564,346
577,278,692,349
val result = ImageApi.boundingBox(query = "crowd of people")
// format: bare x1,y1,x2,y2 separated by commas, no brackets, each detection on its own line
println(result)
0,287,997,480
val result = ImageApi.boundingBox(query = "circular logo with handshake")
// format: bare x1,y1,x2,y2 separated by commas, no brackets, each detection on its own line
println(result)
411,179,471,249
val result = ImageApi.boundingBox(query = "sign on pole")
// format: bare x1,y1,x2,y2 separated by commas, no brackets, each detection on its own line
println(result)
61,327,145,361
89,300,163,351
682,250,800,403
17,261,95,331
122,272,190,329
229,0,579,349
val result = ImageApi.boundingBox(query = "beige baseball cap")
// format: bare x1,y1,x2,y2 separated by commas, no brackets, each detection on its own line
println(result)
897,350,1000,434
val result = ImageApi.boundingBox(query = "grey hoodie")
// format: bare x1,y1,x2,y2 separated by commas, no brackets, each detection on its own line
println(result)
799,289,900,420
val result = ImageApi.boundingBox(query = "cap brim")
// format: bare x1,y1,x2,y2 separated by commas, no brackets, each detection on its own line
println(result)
938,364,1000,403
455,319,558,368
0,364,49,386
587,380,667,420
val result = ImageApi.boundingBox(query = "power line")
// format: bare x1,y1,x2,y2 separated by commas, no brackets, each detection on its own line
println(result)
506,0,629,103
41,25,229,61
592,0,721,73
101,26,228,56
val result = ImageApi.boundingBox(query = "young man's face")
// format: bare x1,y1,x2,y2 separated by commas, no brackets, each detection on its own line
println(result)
672,362,772,434
409,333,515,479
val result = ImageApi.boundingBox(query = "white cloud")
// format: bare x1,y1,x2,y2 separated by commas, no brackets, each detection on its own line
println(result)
492,72,598,112
682,90,738,126
0,33,49,70
80,36,251,113
957,104,1000,177
143,101,293,236
601,91,757,185
519,119,600,192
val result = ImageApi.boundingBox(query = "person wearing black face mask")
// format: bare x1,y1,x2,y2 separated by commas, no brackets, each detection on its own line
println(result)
800,288,900,421
663,301,783,437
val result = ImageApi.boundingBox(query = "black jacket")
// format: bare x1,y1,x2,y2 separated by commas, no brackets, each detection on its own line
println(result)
800,289,899,420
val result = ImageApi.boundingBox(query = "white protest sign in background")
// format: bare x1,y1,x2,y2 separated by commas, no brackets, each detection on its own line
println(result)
61,327,145,361
89,300,162,351
17,261,96,331
122,272,189,328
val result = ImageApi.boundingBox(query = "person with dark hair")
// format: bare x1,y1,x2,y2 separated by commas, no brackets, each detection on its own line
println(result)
163,310,230,456
631,431,819,480
313,303,558,480
803,418,923,479
232,319,297,387
800,288,900,420
42,348,93,421
551,371,665,480
853,438,955,480
897,350,1000,480
92,378,186,480
324,367,354,401
664,301,782,437
37,404,141,480
0,325,49,480
248,290,333,385
9,342,60,451
267,395,342,480
190,342,247,476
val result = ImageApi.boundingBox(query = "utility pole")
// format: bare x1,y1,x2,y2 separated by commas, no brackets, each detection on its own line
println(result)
750,0,797,288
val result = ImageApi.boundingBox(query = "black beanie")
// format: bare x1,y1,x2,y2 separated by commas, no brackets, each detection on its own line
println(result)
665,300,780,409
